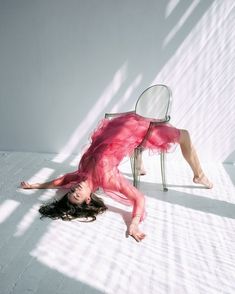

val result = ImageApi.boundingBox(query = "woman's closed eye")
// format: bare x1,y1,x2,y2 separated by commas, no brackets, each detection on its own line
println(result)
73,193,80,200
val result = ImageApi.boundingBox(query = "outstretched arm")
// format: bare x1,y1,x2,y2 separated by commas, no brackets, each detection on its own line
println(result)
118,177,146,242
103,172,146,242
20,180,58,189
20,171,79,189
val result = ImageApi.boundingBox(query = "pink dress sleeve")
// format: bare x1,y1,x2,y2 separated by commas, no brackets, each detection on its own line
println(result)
50,171,87,189
95,166,146,222
117,174,146,222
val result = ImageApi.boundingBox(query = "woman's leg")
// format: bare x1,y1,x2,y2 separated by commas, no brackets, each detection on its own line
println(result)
178,129,213,188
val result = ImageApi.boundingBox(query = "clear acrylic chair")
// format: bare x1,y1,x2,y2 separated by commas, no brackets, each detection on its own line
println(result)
105,84,172,191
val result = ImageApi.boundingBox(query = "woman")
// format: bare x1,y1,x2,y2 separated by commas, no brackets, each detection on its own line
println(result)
21,113,213,242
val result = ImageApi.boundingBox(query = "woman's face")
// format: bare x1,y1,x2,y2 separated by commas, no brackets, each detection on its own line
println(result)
67,182,91,205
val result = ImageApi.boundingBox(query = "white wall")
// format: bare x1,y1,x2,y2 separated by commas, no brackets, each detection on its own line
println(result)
0,0,234,162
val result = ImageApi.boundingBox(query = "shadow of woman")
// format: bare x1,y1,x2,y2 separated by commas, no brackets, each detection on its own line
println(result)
103,203,133,238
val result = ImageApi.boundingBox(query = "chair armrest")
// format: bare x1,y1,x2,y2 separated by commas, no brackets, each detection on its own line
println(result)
105,111,135,119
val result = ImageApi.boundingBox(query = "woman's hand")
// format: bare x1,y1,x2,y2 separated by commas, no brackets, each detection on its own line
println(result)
20,181,40,189
128,223,146,242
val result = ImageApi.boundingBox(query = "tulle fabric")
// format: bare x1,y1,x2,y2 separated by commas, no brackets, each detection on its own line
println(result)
52,113,180,221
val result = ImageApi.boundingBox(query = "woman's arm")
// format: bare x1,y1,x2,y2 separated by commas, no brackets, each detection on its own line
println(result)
20,171,79,189
20,180,59,189
118,178,146,242
103,172,146,242
119,181,145,221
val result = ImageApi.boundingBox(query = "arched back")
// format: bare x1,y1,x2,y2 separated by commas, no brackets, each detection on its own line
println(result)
135,84,172,120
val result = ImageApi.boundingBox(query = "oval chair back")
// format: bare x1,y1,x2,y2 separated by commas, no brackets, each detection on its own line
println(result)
135,84,172,121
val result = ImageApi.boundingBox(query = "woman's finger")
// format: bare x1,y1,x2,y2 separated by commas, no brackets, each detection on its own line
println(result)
136,232,145,241
20,181,31,189
129,229,146,242
131,234,139,242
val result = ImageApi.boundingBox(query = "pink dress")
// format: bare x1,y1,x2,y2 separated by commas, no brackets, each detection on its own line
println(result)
51,113,180,221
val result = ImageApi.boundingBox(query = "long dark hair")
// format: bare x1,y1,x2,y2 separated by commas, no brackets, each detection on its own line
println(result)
39,193,107,222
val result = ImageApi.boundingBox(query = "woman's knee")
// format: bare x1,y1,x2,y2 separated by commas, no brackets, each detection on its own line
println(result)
178,129,190,144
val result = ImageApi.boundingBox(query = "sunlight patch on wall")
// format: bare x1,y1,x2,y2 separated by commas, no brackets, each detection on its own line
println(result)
151,1,235,161
163,0,200,47
165,0,181,18
53,63,128,164
109,74,142,113
0,199,20,224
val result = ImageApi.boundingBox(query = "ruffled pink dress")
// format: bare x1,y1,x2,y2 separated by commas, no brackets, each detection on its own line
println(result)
51,113,180,221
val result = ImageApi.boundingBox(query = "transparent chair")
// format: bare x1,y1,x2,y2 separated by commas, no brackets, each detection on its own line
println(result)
105,84,172,191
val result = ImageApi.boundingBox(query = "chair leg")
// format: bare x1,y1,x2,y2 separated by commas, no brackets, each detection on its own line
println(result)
131,148,141,188
131,149,168,191
160,152,168,191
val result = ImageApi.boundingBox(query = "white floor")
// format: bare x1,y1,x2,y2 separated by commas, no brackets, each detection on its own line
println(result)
0,150,235,294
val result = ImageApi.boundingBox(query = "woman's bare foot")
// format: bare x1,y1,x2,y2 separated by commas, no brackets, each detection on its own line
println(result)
193,174,213,189
139,169,147,176
20,181,39,189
